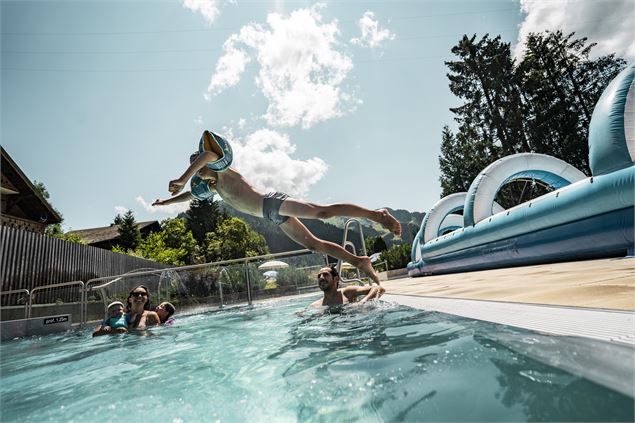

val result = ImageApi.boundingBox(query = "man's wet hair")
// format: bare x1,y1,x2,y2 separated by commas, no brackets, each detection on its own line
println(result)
328,265,339,278
190,152,200,164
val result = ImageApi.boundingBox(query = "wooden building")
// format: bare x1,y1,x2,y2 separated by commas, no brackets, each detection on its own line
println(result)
1,146,62,233
68,221,161,250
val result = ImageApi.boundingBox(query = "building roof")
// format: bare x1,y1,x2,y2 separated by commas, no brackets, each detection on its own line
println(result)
1,146,62,225
68,221,161,244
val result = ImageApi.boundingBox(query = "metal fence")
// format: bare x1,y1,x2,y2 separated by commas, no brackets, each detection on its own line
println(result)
82,248,331,324
0,226,167,299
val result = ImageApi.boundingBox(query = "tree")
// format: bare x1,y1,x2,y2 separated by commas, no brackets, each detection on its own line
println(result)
518,30,625,174
438,126,492,197
114,210,141,251
204,217,269,262
32,180,84,243
380,243,412,270
44,224,86,244
439,30,625,204
365,235,388,255
137,218,200,265
184,198,228,244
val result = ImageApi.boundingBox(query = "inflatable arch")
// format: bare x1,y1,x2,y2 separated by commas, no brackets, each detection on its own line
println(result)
438,214,463,235
589,64,635,175
420,192,505,244
463,153,587,227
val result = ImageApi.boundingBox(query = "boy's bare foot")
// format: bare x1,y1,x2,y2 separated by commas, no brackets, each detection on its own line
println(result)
357,256,381,285
376,209,401,236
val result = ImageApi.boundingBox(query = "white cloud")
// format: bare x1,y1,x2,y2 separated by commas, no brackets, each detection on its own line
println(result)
231,129,328,197
514,0,635,61
114,206,129,215
194,115,204,125
182,0,220,25
136,196,191,215
206,5,355,129
350,11,395,49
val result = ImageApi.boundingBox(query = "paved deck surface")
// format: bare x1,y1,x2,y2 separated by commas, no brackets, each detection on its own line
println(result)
385,257,635,311
383,257,635,346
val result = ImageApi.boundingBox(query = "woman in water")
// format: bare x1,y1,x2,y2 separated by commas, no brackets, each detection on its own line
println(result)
126,285,160,329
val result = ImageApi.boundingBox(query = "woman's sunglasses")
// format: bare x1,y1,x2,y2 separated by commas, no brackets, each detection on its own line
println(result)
131,291,148,297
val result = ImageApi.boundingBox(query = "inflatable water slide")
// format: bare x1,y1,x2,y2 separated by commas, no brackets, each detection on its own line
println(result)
408,64,634,277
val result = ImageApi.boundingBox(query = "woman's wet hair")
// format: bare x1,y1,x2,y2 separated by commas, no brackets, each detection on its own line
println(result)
126,285,152,311
190,152,199,164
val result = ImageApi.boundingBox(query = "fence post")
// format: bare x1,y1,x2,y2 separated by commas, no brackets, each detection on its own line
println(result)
244,262,252,306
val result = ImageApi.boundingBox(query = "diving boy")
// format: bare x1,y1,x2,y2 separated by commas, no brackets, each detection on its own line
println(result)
153,130,401,284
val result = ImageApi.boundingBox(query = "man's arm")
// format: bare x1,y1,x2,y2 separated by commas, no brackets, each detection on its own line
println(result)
309,298,324,308
169,151,218,195
153,191,193,206
343,285,386,304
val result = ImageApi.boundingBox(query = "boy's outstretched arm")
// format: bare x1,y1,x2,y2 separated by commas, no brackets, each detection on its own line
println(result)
153,191,193,206
169,151,217,195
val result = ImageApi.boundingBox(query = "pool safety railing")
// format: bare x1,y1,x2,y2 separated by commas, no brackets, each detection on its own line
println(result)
6,222,377,328
81,248,328,326
0,289,31,320
0,282,85,324
337,218,369,286
217,267,229,307
29,281,85,325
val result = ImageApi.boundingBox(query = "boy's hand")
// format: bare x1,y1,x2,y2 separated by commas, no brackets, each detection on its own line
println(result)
168,179,185,195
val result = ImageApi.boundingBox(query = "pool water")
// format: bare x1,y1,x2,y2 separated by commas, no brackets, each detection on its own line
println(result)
1,296,633,422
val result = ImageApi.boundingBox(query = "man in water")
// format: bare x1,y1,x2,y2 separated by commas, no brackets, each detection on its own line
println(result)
153,130,401,285
309,265,385,307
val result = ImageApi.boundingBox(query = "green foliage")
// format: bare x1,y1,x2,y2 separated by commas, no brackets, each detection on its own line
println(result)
274,267,313,289
440,31,625,203
44,223,86,244
204,217,269,262
365,235,388,255
185,198,228,244
113,210,142,251
33,180,50,200
136,218,199,266
380,243,412,270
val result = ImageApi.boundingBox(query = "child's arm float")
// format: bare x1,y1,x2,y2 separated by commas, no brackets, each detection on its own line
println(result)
153,191,193,206
168,151,218,195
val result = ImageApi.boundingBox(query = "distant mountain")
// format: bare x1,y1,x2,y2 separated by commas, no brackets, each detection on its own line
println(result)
219,203,425,253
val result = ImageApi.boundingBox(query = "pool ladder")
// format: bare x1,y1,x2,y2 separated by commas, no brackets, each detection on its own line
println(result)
337,218,369,286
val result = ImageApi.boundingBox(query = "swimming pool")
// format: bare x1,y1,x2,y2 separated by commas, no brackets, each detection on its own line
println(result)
1,296,633,422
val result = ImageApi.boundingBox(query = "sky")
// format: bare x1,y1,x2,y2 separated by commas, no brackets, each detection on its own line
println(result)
2,0,633,231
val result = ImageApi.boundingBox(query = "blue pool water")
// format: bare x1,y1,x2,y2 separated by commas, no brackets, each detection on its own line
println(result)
1,296,633,422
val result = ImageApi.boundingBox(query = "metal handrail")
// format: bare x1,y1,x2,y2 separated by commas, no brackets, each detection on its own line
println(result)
337,218,369,285
85,248,312,286
29,281,85,324
0,289,30,319
81,248,316,324
218,267,229,307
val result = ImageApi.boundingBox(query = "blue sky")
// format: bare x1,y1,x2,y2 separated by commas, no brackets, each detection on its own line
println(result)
2,0,633,231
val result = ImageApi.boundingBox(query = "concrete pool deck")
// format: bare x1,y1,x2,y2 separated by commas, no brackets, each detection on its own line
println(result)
383,257,635,346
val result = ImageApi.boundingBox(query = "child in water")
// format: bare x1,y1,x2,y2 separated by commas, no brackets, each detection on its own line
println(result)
92,301,129,337
155,302,176,325
153,130,401,285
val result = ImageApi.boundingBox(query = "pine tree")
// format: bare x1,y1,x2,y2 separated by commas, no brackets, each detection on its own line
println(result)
184,198,227,244
518,31,625,174
114,210,142,251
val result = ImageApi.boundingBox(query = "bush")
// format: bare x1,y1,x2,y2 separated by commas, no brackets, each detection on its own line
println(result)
380,243,412,271
275,267,313,289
